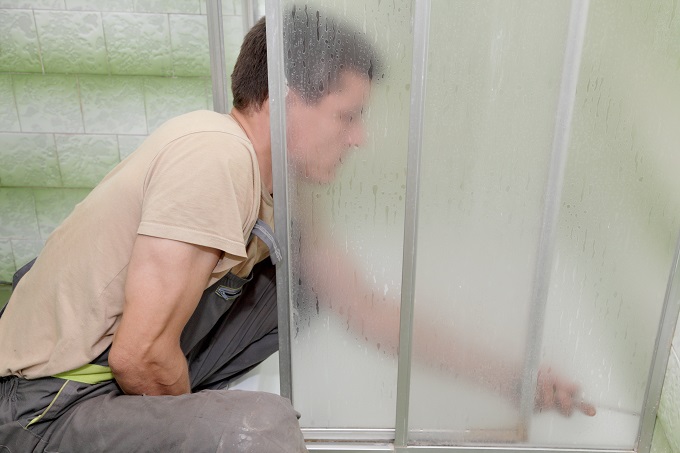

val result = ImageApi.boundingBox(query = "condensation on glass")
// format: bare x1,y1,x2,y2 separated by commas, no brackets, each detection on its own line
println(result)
281,0,412,429
271,0,680,449
408,0,573,444
536,0,680,448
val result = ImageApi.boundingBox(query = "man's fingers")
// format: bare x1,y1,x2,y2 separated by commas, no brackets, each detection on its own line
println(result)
536,381,554,411
577,400,597,417
535,366,596,417
555,388,574,416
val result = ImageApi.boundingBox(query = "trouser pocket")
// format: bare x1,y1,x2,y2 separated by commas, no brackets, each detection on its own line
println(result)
15,377,117,439
17,378,73,433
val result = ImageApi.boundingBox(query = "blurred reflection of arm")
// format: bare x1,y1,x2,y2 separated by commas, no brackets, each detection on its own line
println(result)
299,236,595,417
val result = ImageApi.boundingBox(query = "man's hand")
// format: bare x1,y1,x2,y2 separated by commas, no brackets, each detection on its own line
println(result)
109,234,221,396
535,365,596,417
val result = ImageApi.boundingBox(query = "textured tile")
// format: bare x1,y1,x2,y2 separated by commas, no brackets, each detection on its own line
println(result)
651,417,673,453
0,133,61,187
55,134,120,187
658,350,680,452
103,12,172,76
79,75,147,134
0,188,40,239
0,1,65,9
33,188,90,238
11,239,44,271
0,75,20,132
134,0,201,14
13,74,84,133
35,10,109,74
0,240,15,283
65,0,134,12
117,134,146,160
0,10,43,73
144,77,209,131
170,13,210,77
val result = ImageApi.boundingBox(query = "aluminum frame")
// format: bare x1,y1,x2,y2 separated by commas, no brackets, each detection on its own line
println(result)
518,0,591,430
303,429,395,442
265,0,294,401
394,0,431,447
304,445,636,453
206,0,229,113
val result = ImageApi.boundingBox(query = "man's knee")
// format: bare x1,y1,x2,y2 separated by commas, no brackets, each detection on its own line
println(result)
212,390,307,453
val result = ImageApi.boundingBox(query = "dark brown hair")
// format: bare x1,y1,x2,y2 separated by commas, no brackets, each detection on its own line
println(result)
231,7,382,112
231,17,268,112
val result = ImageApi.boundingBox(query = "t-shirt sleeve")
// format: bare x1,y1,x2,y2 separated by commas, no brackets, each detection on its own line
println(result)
138,132,258,261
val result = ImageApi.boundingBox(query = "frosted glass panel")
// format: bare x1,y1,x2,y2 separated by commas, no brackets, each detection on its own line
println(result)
409,0,572,443
536,0,680,448
408,0,680,449
283,0,412,430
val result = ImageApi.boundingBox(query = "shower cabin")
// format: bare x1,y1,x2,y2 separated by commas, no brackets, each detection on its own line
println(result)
211,0,680,451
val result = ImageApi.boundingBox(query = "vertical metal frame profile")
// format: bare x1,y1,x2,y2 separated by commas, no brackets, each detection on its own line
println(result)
206,0,229,113
394,0,432,448
518,0,591,433
637,230,680,453
265,0,293,401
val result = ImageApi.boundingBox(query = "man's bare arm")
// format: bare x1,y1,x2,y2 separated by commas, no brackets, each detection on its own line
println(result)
108,234,221,396
301,237,595,416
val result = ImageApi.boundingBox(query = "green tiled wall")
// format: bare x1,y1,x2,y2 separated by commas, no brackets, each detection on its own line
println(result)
55,134,120,187
659,349,680,452
0,10,42,72
0,133,62,186
13,74,84,133
79,75,148,133
0,0,247,283
35,10,109,74
0,4,244,76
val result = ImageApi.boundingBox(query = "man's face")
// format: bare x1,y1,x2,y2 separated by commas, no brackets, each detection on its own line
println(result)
286,71,371,183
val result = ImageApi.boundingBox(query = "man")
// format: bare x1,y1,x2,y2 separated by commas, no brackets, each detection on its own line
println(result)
0,9,375,452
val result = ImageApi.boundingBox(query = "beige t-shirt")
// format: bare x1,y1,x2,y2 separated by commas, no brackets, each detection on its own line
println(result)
0,110,274,379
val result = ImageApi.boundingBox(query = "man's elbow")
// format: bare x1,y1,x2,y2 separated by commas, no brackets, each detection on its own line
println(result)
108,342,150,394
109,339,189,395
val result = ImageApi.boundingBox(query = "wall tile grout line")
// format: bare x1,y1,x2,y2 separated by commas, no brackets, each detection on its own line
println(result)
100,11,112,76
51,133,65,189
10,74,23,133
30,9,45,74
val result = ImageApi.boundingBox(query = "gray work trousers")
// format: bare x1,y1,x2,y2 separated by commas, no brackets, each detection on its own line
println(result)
0,261,307,453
